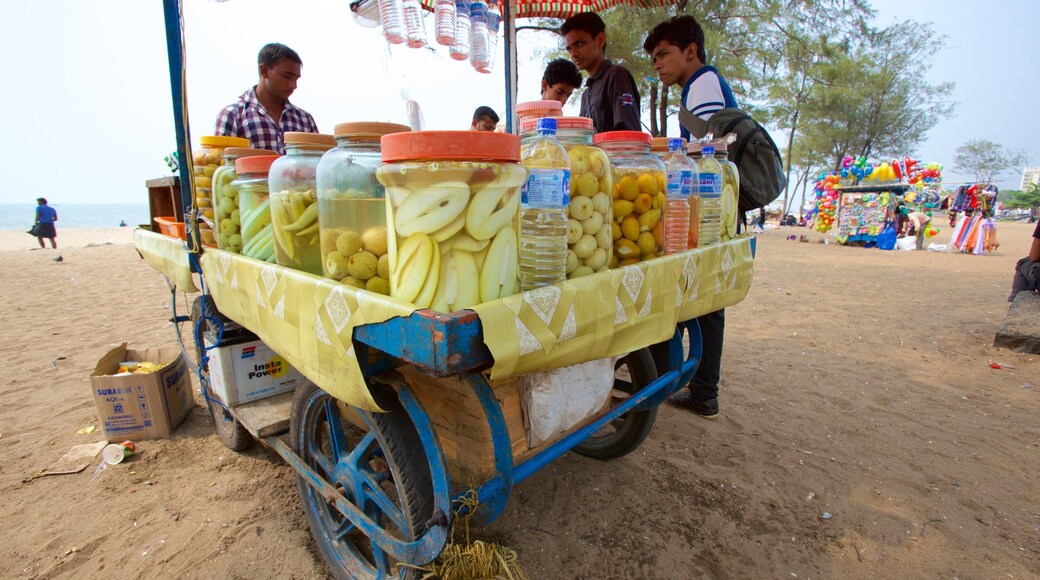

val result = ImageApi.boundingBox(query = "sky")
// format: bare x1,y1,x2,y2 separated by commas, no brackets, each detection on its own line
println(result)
1,0,1037,206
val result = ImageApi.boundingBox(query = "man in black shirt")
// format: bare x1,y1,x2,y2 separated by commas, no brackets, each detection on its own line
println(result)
561,13,641,132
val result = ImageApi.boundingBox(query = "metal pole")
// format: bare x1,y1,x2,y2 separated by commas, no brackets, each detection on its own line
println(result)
502,0,518,134
162,0,196,252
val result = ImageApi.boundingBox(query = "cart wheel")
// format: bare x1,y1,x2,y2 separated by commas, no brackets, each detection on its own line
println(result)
573,348,659,460
291,381,433,580
190,296,253,451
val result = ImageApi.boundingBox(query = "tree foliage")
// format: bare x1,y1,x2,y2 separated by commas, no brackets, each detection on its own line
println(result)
1001,184,1040,210
953,139,1029,185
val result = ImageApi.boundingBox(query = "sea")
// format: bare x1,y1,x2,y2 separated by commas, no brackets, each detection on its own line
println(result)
0,203,151,231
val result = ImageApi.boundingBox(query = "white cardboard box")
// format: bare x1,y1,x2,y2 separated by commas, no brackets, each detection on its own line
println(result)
205,338,302,406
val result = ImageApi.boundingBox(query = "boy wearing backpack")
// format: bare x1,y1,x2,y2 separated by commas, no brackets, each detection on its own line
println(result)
644,15,736,419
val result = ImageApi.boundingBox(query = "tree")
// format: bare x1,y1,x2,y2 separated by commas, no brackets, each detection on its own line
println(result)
1002,184,1040,211
953,139,1029,185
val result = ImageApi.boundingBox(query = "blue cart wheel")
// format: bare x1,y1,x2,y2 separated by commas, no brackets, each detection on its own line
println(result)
191,296,253,451
573,348,659,460
290,381,434,579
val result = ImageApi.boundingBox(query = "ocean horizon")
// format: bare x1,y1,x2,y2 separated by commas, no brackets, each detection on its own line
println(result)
0,203,152,231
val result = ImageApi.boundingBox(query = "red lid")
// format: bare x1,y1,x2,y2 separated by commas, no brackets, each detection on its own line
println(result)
515,100,563,114
520,116,593,134
593,131,652,145
235,154,282,174
380,131,520,162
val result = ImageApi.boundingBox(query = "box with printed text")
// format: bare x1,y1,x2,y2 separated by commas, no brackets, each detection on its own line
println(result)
205,338,302,406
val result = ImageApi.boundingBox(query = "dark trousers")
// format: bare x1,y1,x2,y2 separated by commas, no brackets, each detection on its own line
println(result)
689,308,725,402
1009,257,1040,301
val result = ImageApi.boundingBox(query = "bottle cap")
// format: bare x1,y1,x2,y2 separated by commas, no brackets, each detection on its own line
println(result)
536,117,557,135
702,145,715,155
668,138,683,152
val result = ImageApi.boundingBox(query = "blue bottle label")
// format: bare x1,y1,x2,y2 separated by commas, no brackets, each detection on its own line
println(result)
699,172,721,197
521,169,570,208
667,169,693,199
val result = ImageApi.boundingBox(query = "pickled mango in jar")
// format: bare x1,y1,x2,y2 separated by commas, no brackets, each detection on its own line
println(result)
611,168,666,266
564,145,614,278
271,189,322,275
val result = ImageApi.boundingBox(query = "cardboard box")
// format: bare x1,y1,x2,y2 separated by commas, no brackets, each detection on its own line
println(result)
205,338,302,406
90,343,195,441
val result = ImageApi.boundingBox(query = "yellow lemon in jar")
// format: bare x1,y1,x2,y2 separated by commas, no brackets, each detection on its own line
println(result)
636,231,657,256
611,222,622,241
637,173,659,195
569,149,590,174
633,193,653,214
621,215,640,241
613,199,635,219
656,173,666,193
638,208,661,231
618,175,640,201
576,172,599,197
614,239,639,259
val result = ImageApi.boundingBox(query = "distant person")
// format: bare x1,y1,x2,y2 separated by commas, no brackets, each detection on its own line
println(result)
561,12,641,132
119,219,128,228
540,58,582,106
34,197,57,249
906,210,932,250
471,106,499,132
215,43,318,154
758,209,766,227
1008,219,1040,301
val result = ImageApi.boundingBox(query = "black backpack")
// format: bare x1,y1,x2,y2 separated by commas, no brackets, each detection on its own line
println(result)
679,106,787,215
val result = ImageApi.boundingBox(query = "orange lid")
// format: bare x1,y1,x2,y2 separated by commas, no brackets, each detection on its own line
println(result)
516,100,564,115
224,147,279,159
334,122,412,139
235,154,282,174
520,115,593,134
593,131,652,146
284,132,336,148
200,135,249,148
381,131,520,162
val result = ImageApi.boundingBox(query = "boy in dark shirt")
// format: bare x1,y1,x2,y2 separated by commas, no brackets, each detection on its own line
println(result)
561,13,641,132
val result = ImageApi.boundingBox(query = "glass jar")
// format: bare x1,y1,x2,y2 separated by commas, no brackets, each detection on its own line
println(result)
376,131,525,312
593,131,667,266
194,136,249,246
316,122,411,293
268,132,336,275
523,117,613,278
213,147,278,252
232,155,281,262
516,100,562,144
710,143,740,241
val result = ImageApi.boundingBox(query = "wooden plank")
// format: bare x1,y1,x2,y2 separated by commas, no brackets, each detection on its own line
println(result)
234,391,294,438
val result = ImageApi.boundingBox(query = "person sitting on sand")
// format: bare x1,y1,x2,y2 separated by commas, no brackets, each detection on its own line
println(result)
1008,219,1040,301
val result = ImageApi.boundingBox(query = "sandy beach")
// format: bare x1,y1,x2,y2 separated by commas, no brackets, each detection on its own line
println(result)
0,222,1037,579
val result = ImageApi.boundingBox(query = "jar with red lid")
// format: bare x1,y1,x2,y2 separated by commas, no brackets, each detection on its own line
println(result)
232,155,281,262
516,100,562,143
376,131,526,312
593,131,667,265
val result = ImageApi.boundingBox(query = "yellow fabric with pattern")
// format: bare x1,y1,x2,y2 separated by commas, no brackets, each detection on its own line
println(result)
133,229,199,293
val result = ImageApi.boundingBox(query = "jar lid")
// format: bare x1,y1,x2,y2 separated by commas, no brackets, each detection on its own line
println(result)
200,135,250,148
593,131,652,146
520,116,592,134
515,100,564,115
380,131,520,162
334,122,412,139
224,147,279,159
284,132,337,148
235,154,282,174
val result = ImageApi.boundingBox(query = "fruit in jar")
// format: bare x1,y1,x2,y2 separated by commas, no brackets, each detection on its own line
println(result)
336,231,363,256
347,251,378,280
365,276,390,295
611,170,665,264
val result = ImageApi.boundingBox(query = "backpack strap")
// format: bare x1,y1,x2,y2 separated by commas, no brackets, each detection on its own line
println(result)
678,106,710,139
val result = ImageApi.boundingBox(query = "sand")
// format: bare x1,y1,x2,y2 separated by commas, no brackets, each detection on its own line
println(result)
0,223,1037,579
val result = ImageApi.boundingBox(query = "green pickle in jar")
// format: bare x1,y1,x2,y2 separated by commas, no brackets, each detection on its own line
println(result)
269,133,336,275
213,147,277,253
233,155,281,262
317,123,410,294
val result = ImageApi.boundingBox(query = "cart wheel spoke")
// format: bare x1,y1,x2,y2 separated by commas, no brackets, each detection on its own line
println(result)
331,515,356,540
311,449,337,480
359,476,408,531
347,431,378,469
323,400,350,464
371,542,391,574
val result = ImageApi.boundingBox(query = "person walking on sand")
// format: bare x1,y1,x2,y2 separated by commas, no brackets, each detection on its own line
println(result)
34,197,57,249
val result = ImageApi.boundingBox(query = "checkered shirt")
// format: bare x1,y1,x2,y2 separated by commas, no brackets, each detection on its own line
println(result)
214,87,318,154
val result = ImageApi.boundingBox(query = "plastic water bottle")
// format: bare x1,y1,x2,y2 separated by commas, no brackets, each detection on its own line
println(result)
434,0,456,46
377,0,406,44
402,0,427,48
449,0,470,61
663,138,695,254
469,0,490,72
520,118,571,290
482,1,501,73
697,145,723,246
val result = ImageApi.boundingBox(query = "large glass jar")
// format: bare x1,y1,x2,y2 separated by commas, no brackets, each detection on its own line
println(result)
213,147,278,253
376,131,525,313
523,117,614,278
316,122,411,293
268,132,336,275
516,100,562,144
232,155,281,262
593,131,667,266
194,136,248,247
713,144,741,241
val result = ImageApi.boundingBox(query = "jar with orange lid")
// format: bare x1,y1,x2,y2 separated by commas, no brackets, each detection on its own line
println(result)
268,132,336,275
515,100,563,143
593,131,667,266
232,155,281,262
376,131,526,312
213,148,278,252
316,122,411,293
194,136,249,246
522,116,613,278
